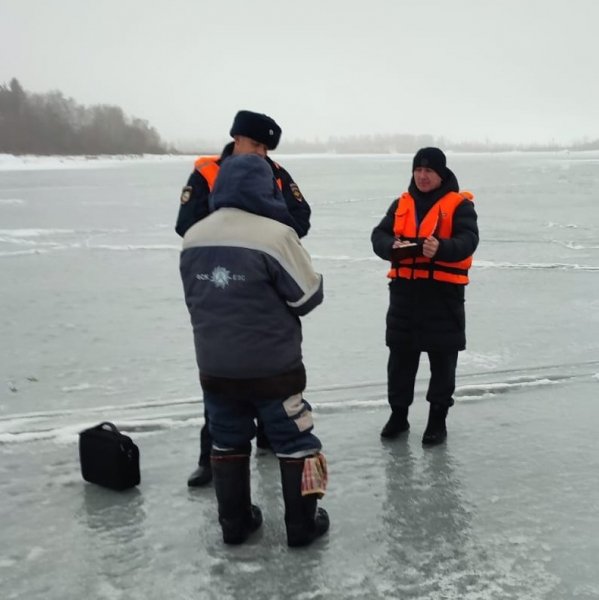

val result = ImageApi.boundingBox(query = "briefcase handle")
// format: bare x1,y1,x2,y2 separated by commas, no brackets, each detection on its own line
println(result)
96,421,119,433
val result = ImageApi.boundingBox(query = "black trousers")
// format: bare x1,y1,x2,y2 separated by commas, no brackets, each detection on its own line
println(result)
387,348,458,409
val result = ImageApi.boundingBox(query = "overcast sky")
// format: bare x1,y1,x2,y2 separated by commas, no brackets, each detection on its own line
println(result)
2,0,598,147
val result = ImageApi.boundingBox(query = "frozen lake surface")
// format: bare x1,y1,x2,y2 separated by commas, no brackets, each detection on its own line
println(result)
1,152,598,598
2,381,599,600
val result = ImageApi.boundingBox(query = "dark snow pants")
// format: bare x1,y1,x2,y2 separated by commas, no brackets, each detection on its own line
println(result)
198,409,268,465
203,391,322,458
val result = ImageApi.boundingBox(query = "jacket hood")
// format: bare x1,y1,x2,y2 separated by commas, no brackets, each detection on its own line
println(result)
209,154,296,229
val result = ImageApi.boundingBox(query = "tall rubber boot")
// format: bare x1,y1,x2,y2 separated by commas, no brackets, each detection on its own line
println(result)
422,404,448,446
211,449,262,545
279,458,329,547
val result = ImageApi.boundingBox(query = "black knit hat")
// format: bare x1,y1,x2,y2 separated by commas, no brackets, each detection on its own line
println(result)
412,147,448,179
229,110,282,150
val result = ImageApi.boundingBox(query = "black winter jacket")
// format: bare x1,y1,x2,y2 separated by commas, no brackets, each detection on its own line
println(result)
175,142,311,238
371,170,479,351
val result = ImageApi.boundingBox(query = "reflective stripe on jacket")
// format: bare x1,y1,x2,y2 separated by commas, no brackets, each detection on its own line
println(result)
387,191,474,284
194,155,283,191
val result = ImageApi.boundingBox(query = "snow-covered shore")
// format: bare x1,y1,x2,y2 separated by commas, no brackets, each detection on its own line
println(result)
3,150,599,172
0,153,194,171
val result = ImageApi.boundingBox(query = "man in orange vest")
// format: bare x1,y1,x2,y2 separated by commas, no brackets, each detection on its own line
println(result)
371,148,479,445
176,110,310,238
176,110,311,487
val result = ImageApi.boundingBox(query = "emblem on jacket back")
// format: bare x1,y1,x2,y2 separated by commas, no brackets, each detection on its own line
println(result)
195,266,246,288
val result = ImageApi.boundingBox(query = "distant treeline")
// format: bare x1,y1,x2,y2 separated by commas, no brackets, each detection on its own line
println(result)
4,77,599,156
279,133,599,154
0,78,170,155
186,132,599,156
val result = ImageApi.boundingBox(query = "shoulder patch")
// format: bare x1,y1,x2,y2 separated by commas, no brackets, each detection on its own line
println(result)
289,182,304,203
180,186,192,204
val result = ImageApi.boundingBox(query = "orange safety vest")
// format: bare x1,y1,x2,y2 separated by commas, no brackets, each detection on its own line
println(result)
387,191,474,284
194,156,283,191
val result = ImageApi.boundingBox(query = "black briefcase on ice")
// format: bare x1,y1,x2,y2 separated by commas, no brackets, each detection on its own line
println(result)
79,422,140,490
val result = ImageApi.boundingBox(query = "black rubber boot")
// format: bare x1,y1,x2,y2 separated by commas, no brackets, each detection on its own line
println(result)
187,461,212,487
380,406,410,439
279,458,329,547
422,404,448,446
211,449,262,544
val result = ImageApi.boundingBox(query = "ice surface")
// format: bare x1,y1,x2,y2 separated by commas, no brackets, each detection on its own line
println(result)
1,152,599,599
1,380,599,599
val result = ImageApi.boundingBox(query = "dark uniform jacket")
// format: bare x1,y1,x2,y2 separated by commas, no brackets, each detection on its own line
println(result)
180,154,323,400
371,170,479,351
176,142,311,238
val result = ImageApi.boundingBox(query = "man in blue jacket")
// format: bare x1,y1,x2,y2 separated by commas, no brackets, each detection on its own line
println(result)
180,153,329,547
177,110,311,487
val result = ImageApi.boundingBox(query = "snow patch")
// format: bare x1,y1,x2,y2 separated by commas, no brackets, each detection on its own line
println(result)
0,153,193,171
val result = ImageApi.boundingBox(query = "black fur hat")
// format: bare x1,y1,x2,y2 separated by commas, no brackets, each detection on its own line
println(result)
412,147,448,179
229,110,282,150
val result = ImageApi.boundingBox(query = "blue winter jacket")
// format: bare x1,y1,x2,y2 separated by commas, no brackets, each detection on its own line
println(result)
180,154,324,399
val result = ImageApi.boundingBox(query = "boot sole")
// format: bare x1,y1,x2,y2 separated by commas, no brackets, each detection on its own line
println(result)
221,505,263,544
380,425,410,439
286,508,330,547
422,433,447,446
